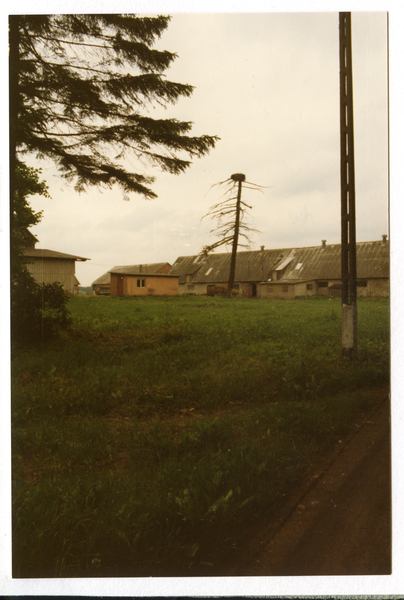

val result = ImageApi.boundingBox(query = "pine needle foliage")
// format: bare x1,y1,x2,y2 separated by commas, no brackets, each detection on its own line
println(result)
9,14,219,199
10,161,46,297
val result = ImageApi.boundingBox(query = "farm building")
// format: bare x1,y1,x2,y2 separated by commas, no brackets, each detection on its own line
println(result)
93,263,172,295
91,271,112,295
109,265,178,297
168,237,389,298
169,249,267,297
23,246,89,295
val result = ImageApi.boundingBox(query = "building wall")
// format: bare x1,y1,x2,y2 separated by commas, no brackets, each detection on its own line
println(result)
259,278,389,299
93,284,110,295
110,273,178,296
294,282,315,297
357,279,389,298
180,282,258,297
294,280,336,297
239,283,257,297
258,282,296,299
179,282,207,295
26,257,77,294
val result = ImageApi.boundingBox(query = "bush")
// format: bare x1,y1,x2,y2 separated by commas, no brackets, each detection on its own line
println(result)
11,274,72,345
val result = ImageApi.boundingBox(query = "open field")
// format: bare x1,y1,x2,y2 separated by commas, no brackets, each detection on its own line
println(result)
12,295,390,577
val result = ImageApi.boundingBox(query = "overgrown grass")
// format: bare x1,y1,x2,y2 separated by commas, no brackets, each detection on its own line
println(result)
12,295,390,577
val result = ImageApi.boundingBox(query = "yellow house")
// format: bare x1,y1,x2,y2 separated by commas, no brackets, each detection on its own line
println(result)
93,263,172,296
109,264,178,296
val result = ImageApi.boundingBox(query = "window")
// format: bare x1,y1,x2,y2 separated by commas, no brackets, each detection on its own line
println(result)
187,284,194,291
267,285,273,293
137,279,146,288
306,283,313,290
282,285,288,293
356,280,367,287
318,281,328,288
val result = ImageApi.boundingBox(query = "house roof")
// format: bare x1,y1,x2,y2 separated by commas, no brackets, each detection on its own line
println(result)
167,255,209,283
194,251,271,283
169,240,389,285
109,263,170,276
110,271,178,278
23,248,89,261
92,272,111,286
280,241,390,282
93,263,171,285
170,248,297,283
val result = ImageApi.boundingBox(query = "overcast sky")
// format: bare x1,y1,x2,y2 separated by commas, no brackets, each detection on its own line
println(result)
21,11,389,287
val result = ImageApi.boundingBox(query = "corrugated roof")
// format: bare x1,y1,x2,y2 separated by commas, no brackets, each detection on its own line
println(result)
174,240,389,285
281,241,390,282
23,248,89,261
92,272,111,286
93,263,171,285
181,248,294,283
109,263,170,276
110,271,178,278
281,246,341,282
168,255,208,283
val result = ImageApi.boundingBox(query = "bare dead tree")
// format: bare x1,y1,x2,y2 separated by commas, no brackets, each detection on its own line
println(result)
201,173,265,297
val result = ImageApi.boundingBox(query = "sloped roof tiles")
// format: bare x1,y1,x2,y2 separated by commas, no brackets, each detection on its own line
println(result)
93,263,171,285
109,263,170,276
23,248,89,261
168,240,389,284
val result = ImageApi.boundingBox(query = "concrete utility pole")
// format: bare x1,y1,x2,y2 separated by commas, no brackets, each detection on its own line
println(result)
339,12,358,358
227,173,245,297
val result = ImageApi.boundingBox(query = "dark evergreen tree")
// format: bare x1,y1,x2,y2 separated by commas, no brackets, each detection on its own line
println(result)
10,162,71,346
9,14,219,200
9,15,218,343
11,161,45,272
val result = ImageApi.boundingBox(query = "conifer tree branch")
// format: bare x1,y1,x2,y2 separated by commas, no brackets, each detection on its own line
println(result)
10,14,219,200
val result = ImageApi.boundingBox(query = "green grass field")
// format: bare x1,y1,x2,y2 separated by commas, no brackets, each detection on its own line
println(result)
12,295,390,577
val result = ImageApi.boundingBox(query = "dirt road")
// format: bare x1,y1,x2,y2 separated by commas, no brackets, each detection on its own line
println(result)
232,395,391,576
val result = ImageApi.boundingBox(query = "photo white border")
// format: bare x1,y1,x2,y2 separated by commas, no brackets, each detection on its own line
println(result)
1,0,403,596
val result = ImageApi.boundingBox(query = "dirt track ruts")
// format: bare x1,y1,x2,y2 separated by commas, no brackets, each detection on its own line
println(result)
234,395,391,576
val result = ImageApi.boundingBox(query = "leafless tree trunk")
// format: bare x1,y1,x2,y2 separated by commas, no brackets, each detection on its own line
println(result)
201,173,265,297
227,174,244,297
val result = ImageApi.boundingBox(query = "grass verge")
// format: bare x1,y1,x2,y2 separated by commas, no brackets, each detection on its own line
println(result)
12,295,389,576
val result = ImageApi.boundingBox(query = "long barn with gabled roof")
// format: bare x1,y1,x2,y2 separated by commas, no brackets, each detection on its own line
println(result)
168,237,389,298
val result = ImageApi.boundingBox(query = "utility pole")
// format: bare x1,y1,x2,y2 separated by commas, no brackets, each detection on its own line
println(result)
339,12,358,358
227,173,245,297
